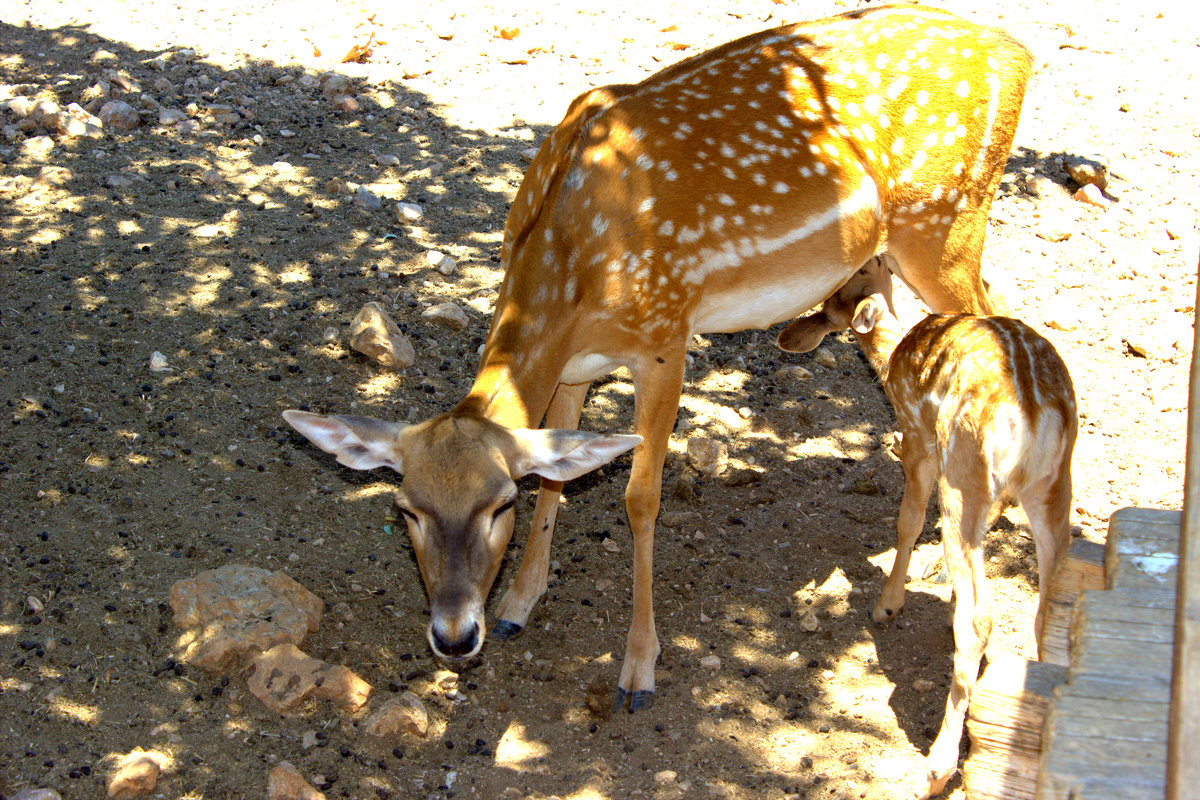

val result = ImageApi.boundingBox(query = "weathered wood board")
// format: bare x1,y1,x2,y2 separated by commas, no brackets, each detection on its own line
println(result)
1034,508,1181,800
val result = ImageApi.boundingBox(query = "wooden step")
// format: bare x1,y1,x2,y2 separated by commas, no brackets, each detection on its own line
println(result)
964,656,1068,800
1039,538,1106,666
1033,508,1180,800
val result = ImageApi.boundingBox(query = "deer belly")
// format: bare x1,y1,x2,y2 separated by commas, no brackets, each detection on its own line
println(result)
560,352,625,384
691,265,854,334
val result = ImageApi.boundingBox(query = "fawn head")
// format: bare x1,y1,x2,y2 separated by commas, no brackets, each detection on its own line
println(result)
776,256,896,353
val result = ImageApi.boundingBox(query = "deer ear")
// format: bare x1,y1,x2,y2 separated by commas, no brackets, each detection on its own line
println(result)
851,295,886,335
508,429,642,482
776,311,837,353
282,410,409,473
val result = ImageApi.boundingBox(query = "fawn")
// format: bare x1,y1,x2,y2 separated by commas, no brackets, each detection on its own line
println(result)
777,255,1078,796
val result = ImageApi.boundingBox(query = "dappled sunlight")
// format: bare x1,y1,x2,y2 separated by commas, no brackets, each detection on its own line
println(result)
494,720,551,769
355,371,404,402
0,5,1085,799
342,482,397,503
48,695,102,725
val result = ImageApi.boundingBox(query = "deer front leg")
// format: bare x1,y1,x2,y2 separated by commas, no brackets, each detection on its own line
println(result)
493,381,591,639
874,448,936,624
614,349,686,713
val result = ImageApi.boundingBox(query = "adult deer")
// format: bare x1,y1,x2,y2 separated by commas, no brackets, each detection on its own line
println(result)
777,256,1077,797
283,4,1034,713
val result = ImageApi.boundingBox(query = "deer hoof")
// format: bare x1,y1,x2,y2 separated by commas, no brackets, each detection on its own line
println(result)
871,606,899,625
491,620,523,640
613,688,655,714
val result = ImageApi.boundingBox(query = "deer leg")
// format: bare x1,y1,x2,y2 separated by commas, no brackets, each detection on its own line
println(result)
614,349,686,713
1017,464,1074,657
924,466,992,799
885,202,999,317
493,381,591,639
874,447,936,624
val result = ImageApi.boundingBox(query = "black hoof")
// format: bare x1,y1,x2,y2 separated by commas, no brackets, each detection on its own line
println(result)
491,620,523,640
613,687,655,714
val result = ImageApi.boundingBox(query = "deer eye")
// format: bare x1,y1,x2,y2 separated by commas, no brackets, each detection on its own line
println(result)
492,498,516,521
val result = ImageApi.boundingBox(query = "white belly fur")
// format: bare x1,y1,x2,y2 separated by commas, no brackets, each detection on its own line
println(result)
560,351,624,384
691,266,853,334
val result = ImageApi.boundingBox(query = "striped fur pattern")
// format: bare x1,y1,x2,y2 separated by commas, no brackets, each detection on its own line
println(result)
777,256,1077,797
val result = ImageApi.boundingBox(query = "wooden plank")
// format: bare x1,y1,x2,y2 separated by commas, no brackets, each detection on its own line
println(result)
1169,255,1200,800
1053,672,1170,705
1037,728,1167,800
1040,539,1106,666
1106,508,1181,591
965,656,1067,800
1078,586,1176,612
1039,773,1166,800
1046,701,1169,743
1069,638,1174,683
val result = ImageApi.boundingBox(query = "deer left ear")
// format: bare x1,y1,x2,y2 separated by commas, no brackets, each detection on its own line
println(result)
282,410,409,473
508,429,642,482
776,311,837,353
851,295,886,335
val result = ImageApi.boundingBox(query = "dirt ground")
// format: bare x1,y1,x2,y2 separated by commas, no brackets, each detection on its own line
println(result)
1,0,1197,798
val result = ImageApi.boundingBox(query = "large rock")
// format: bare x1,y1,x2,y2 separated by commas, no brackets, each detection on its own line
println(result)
686,436,728,477
245,643,373,715
106,748,164,799
99,100,140,132
1062,153,1109,191
169,565,323,674
349,301,415,369
421,302,469,330
362,691,429,738
268,762,326,800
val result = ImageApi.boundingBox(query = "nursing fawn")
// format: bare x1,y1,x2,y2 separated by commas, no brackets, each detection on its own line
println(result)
778,255,1077,796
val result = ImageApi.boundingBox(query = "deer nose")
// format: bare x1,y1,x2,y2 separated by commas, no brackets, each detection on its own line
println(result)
428,617,482,660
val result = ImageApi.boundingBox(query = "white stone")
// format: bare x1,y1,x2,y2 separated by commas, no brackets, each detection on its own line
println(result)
363,691,430,738
421,302,469,330
396,202,424,222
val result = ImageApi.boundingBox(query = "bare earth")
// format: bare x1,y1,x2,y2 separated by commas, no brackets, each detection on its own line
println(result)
1,1,1197,799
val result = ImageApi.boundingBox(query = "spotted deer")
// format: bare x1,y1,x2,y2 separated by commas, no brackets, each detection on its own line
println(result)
283,5,1035,714
777,255,1077,797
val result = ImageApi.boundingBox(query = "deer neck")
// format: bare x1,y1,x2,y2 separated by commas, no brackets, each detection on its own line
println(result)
855,315,907,386
455,288,573,430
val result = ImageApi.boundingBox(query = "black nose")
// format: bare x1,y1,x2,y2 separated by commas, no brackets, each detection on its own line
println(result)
430,619,480,659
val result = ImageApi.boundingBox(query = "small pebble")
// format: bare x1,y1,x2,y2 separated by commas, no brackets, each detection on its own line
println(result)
814,348,837,369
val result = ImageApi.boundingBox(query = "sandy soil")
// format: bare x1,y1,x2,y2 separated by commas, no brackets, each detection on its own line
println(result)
1,1,1197,798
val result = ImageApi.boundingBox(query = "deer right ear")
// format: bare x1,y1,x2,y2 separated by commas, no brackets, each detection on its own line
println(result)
851,295,886,335
776,311,837,353
282,410,409,473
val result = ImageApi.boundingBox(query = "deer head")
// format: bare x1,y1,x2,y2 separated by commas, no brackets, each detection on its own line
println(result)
282,410,639,661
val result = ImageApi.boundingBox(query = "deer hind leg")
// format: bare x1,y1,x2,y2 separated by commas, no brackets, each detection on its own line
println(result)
874,445,937,624
882,121,1015,319
493,381,591,639
923,456,994,798
614,347,687,713
1017,462,1074,657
